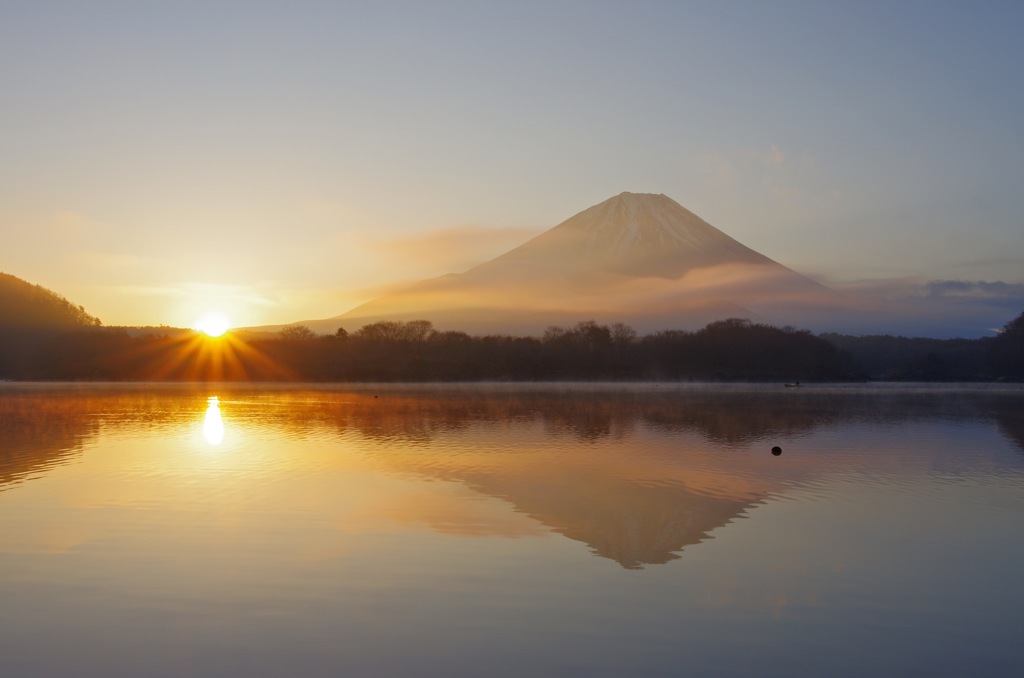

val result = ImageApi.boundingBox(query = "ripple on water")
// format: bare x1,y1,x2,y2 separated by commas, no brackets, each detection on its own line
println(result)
2,384,1024,677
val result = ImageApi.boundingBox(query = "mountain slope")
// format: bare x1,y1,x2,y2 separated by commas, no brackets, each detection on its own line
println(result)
486,191,772,277
300,192,841,335
0,272,101,329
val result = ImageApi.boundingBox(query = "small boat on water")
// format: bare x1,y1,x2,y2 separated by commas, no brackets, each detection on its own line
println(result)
784,381,802,388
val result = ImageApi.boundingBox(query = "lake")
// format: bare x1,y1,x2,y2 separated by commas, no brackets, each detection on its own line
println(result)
2,383,1023,677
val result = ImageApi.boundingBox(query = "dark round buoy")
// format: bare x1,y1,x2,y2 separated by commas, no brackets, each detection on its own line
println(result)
771,446,782,456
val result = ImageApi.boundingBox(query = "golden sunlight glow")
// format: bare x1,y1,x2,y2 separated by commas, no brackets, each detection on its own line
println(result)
195,312,230,337
203,396,225,445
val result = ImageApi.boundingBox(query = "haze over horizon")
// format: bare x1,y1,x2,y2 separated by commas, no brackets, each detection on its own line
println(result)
312,191,855,337
2,2,1022,336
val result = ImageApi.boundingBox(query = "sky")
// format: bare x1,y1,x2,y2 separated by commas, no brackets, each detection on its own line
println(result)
2,0,1022,335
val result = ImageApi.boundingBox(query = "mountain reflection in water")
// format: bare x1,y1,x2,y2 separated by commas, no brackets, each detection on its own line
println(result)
2,384,1022,570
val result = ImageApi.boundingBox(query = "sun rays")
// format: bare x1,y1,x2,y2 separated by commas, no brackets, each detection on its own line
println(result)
106,329,296,381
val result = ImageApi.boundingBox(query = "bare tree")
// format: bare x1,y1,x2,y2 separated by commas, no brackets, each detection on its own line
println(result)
278,325,317,340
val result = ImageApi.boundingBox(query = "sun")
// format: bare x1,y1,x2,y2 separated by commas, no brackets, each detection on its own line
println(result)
194,312,231,337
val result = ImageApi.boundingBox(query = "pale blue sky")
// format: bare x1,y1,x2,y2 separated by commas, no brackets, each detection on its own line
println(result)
2,1,1022,333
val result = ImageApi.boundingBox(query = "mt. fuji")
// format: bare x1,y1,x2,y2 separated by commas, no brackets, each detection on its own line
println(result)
486,191,778,277
304,192,844,335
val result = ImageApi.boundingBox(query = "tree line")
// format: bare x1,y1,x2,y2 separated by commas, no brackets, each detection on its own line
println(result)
1,313,1022,382
261,318,868,382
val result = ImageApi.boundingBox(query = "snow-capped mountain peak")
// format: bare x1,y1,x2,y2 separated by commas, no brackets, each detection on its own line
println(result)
486,191,770,278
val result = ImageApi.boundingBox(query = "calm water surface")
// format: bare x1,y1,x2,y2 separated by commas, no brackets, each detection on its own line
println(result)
2,383,1023,677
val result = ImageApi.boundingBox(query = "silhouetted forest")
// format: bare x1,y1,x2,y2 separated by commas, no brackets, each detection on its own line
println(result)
818,312,1022,381
822,333,992,381
1,313,1022,383
989,311,1024,380
0,272,101,330
1,272,103,379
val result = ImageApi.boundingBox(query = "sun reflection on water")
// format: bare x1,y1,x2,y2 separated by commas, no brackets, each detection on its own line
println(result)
202,396,225,446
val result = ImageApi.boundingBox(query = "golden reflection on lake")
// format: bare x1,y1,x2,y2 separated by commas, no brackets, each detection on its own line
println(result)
1,383,1023,677
202,395,225,446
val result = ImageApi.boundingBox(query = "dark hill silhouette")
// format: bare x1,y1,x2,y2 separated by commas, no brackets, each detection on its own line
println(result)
0,272,101,379
989,311,1024,380
0,272,101,329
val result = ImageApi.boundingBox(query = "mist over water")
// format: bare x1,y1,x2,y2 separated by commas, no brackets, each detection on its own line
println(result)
1,383,1023,676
